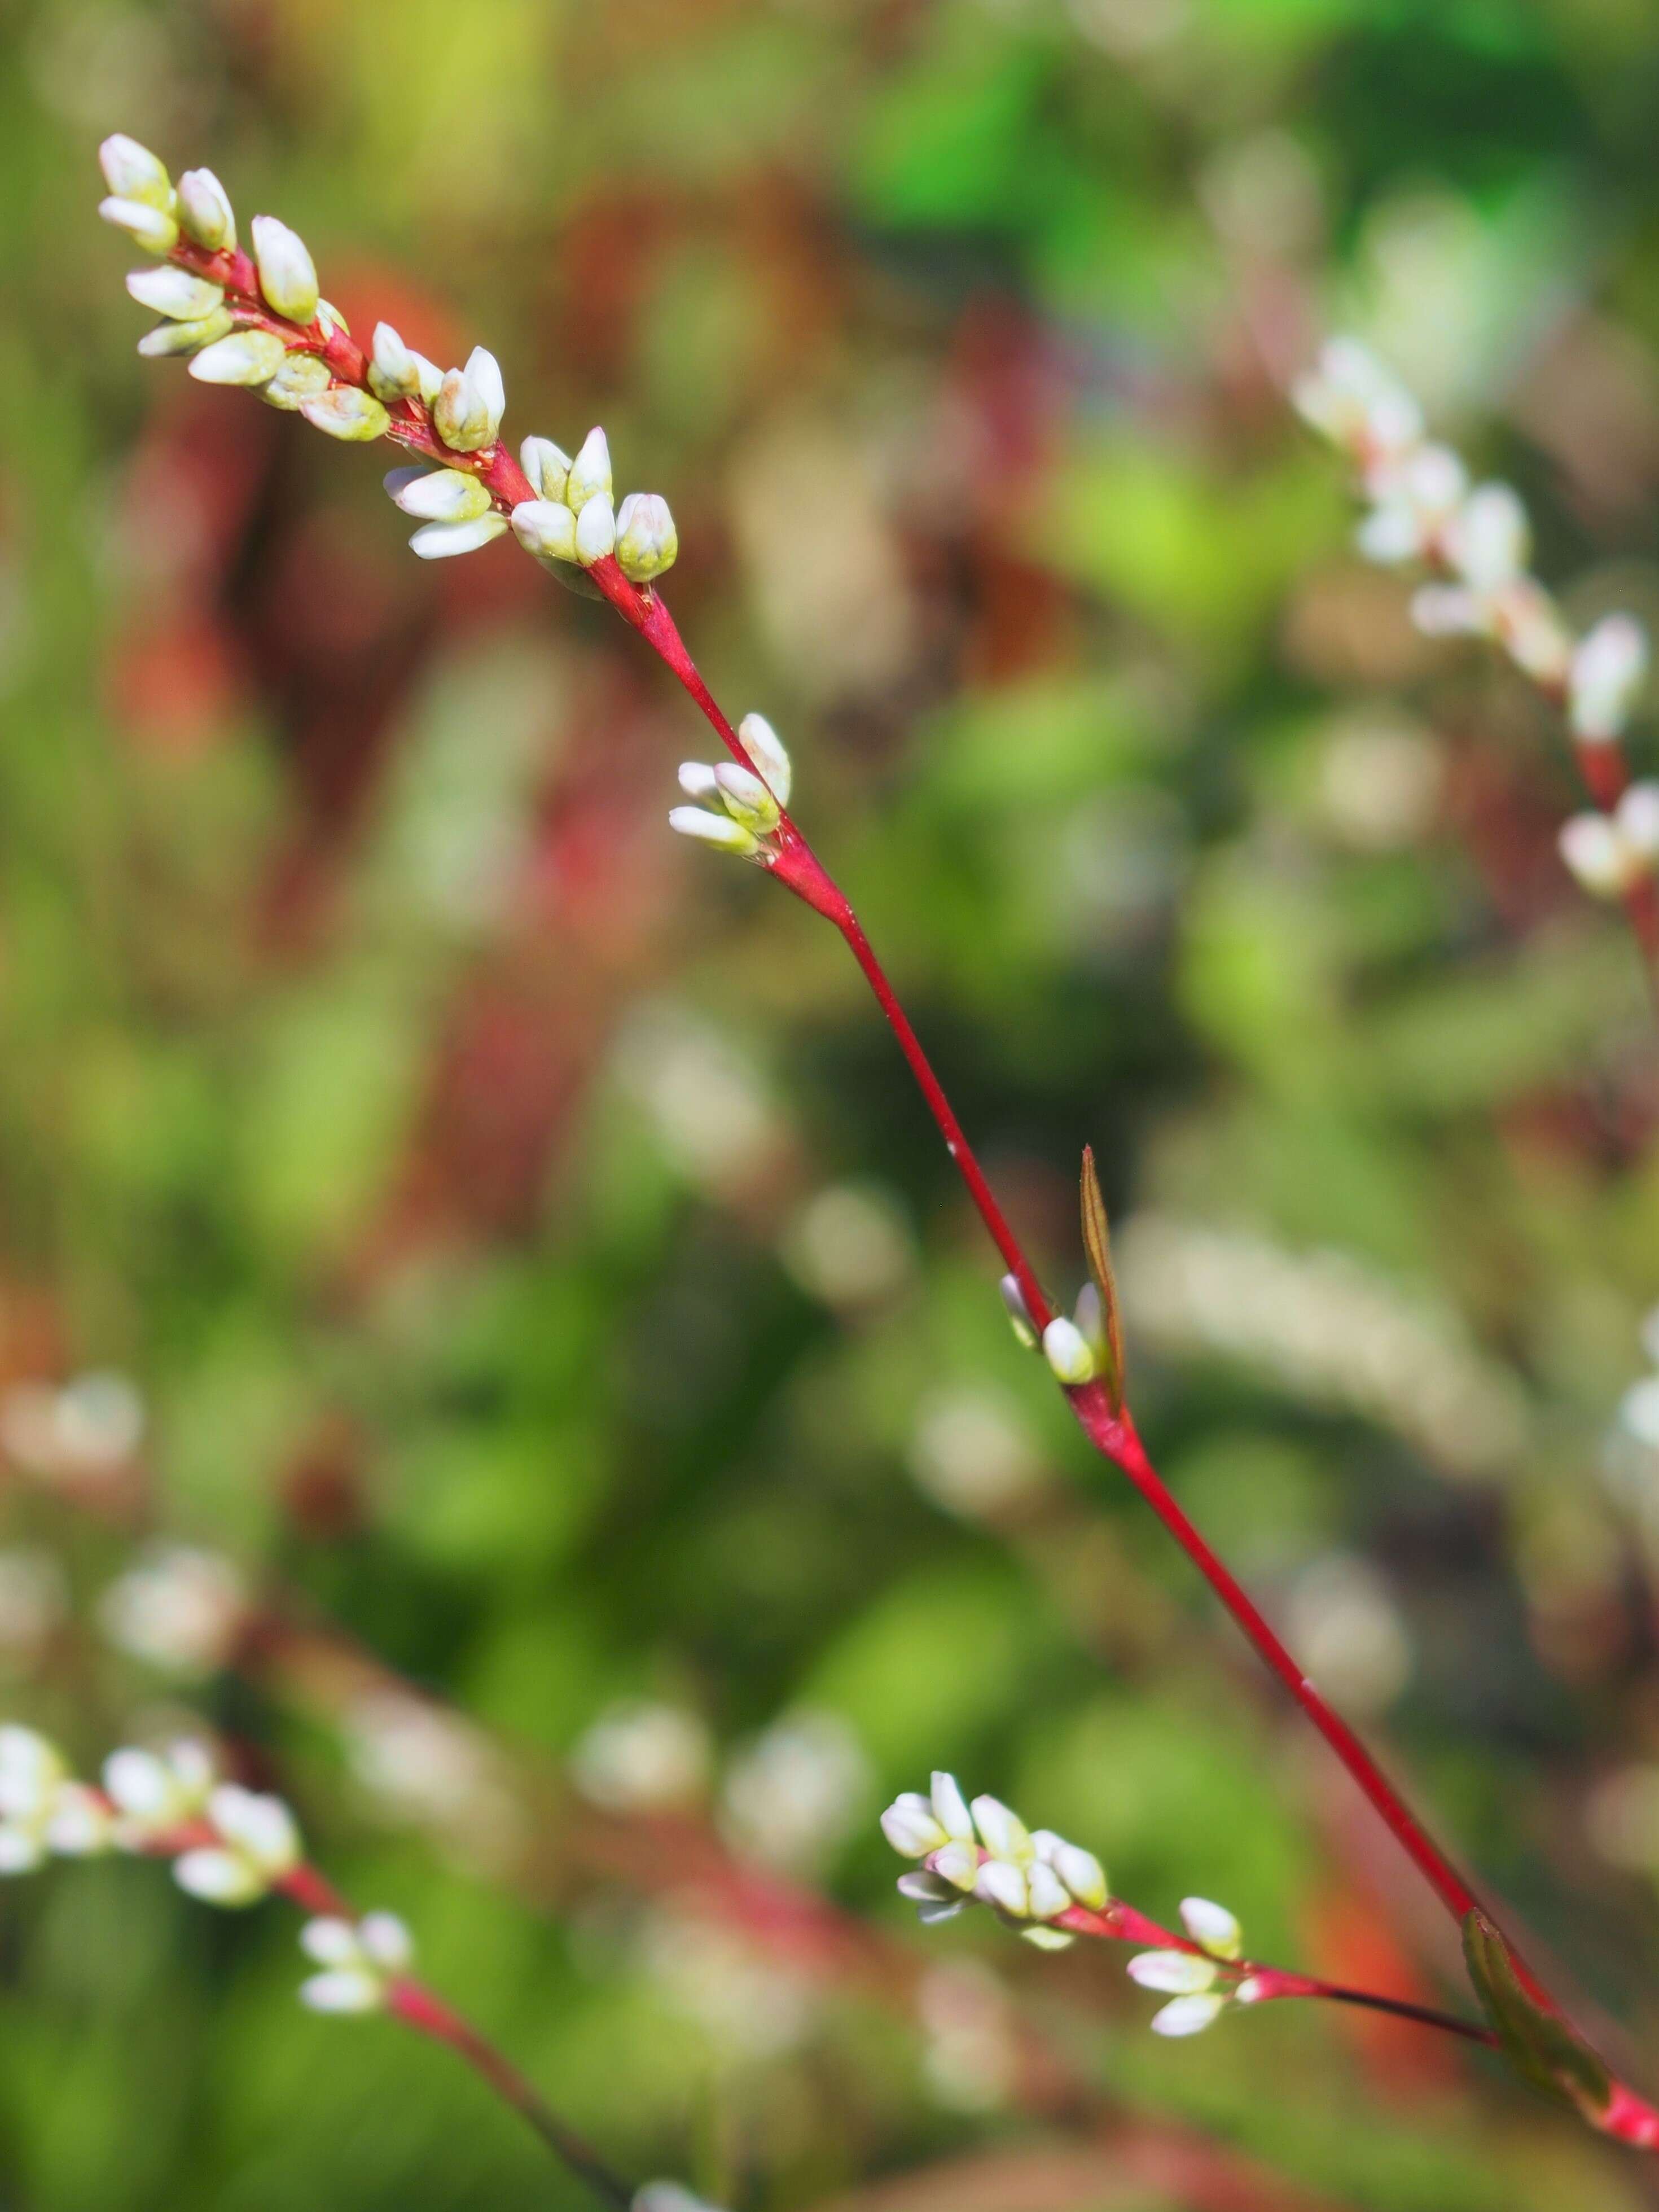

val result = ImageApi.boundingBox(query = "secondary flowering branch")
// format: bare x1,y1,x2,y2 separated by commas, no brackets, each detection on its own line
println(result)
96,138,1658,2147
0,1724,706,2212
881,1772,1495,2048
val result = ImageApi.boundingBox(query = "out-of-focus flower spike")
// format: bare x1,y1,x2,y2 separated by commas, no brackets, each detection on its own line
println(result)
511,499,579,564
250,215,319,325
520,436,572,503
668,806,760,857
567,427,613,512
177,168,235,252
574,492,617,566
616,491,678,584
99,198,178,255
300,387,390,443
188,330,287,387
126,268,224,321
99,136,173,212
1571,614,1649,744
738,713,792,807
392,468,493,523
137,310,234,359
1179,1896,1243,1959
1042,1315,1096,1386
409,515,509,560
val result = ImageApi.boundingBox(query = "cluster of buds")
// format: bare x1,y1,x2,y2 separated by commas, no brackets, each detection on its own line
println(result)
1293,338,1656,913
669,713,793,861
1123,1898,1259,2038
0,1725,113,1869
880,1771,1107,1953
297,1911,415,2013
99,137,677,588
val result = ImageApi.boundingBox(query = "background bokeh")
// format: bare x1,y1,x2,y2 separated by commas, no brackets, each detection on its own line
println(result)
5,1,1659,2206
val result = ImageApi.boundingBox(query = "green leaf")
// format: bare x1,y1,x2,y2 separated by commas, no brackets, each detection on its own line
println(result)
1462,1911,1611,2122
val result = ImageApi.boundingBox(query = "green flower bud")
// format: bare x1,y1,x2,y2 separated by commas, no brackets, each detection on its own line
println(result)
261,353,334,411
511,499,578,563
392,468,493,523
189,330,287,387
177,169,234,252
300,387,390,443
615,491,677,584
250,216,319,325
432,348,505,453
137,309,235,358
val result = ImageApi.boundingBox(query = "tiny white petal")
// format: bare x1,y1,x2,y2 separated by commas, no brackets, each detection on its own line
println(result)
250,215,319,324
465,347,506,432
615,491,678,584
929,1772,976,1844
970,1794,1033,1865
99,198,178,255
1571,615,1649,743
668,805,760,856
0,1825,45,1874
567,427,613,511
300,388,390,443
99,135,172,211
103,1747,172,1819
1042,1316,1095,1386
1049,1841,1108,1910
1021,1925,1075,1950
1025,1861,1070,1921
737,713,791,807
880,1794,948,1858
126,267,224,321
916,1897,967,1924
1616,781,1659,861
896,1870,955,1902
47,1786,113,1856
1179,1896,1243,1960
393,468,492,523
974,1859,1029,1916
574,492,616,566
677,762,719,801
1000,1273,1039,1349
1149,1992,1227,2037
929,1839,980,1891
714,761,779,833
1127,1950,1219,1995
1446,481,1529,590
208,1784,299,1875
410,516,510,561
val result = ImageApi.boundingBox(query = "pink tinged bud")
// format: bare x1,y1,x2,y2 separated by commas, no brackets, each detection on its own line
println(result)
409,516,509,560
300,388,390,443
393,468,493,523
615,492,678,584
1179,1896,1242,1959
189,330,287,387
881,1793,948,1858
1000,1273,1038,1350
1127,1950,1219,1995
929,1840,980,1890
99,198,178,255
1572,614,1649,743
126,267,223,321
250,216,319,324
1559,813,1634,901
520,437,572,503
973,1859,1029,1916
929,1771,975,1844
1042,1316,1095,1385
738,713,791,807
574,493,617,566
567,427,613,511
177,168,235,252
510,498,579,563
1149,1992,1226,2037
714,762,779,834
1025,1861,1070,1921
668,806,760,857
100,135,173,211
1051,1840,1107,1909
969,1793,1032,1865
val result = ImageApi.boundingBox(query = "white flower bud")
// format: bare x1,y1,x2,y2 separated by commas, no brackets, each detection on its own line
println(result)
208,1784,299,1876
1411,583,1484,638
46,1784,113,1857
99,198,179,255
520,436,572,503
1618,781,1659,861
1000,1272,1039,1350
511,498,579,563
929,1771,975,1844
393,468,493,523
974,1859,1029,1916
970,1794,1033,1865
738,713,791,807
1571,614,1649,744
678,761,720,801
567,427,613,512
137,310,234,359
250,216,319,324
300,1968,382,2013
615,492,678,584
1559,812,1635,900
574,492,617,566
126,267,225,321
1025,1860,1070,1920
368,323,423,402
1446,481,1529,590
714,761,780,834
0,1728,64,1820
1149,1992,1227,2036
1234,1976,1268,2004
409,515,509,560
930,1839,980,1890
300,388,390,443
668,805,760,856
174,1847,265,1905
1179,1896,1242,1959
261,353,333,410
1042,1316,1096,1386
177,168,235,252
189,330,287,388
358,1911,414,1970
100,135,173,211
315,300,349,342
1050,1840,1108,1909
881,1793,948,1858
433,351,504,453
1127,1950,1219,1994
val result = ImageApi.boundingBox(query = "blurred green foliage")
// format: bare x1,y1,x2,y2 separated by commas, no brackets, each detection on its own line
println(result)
5,1,1659,2208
